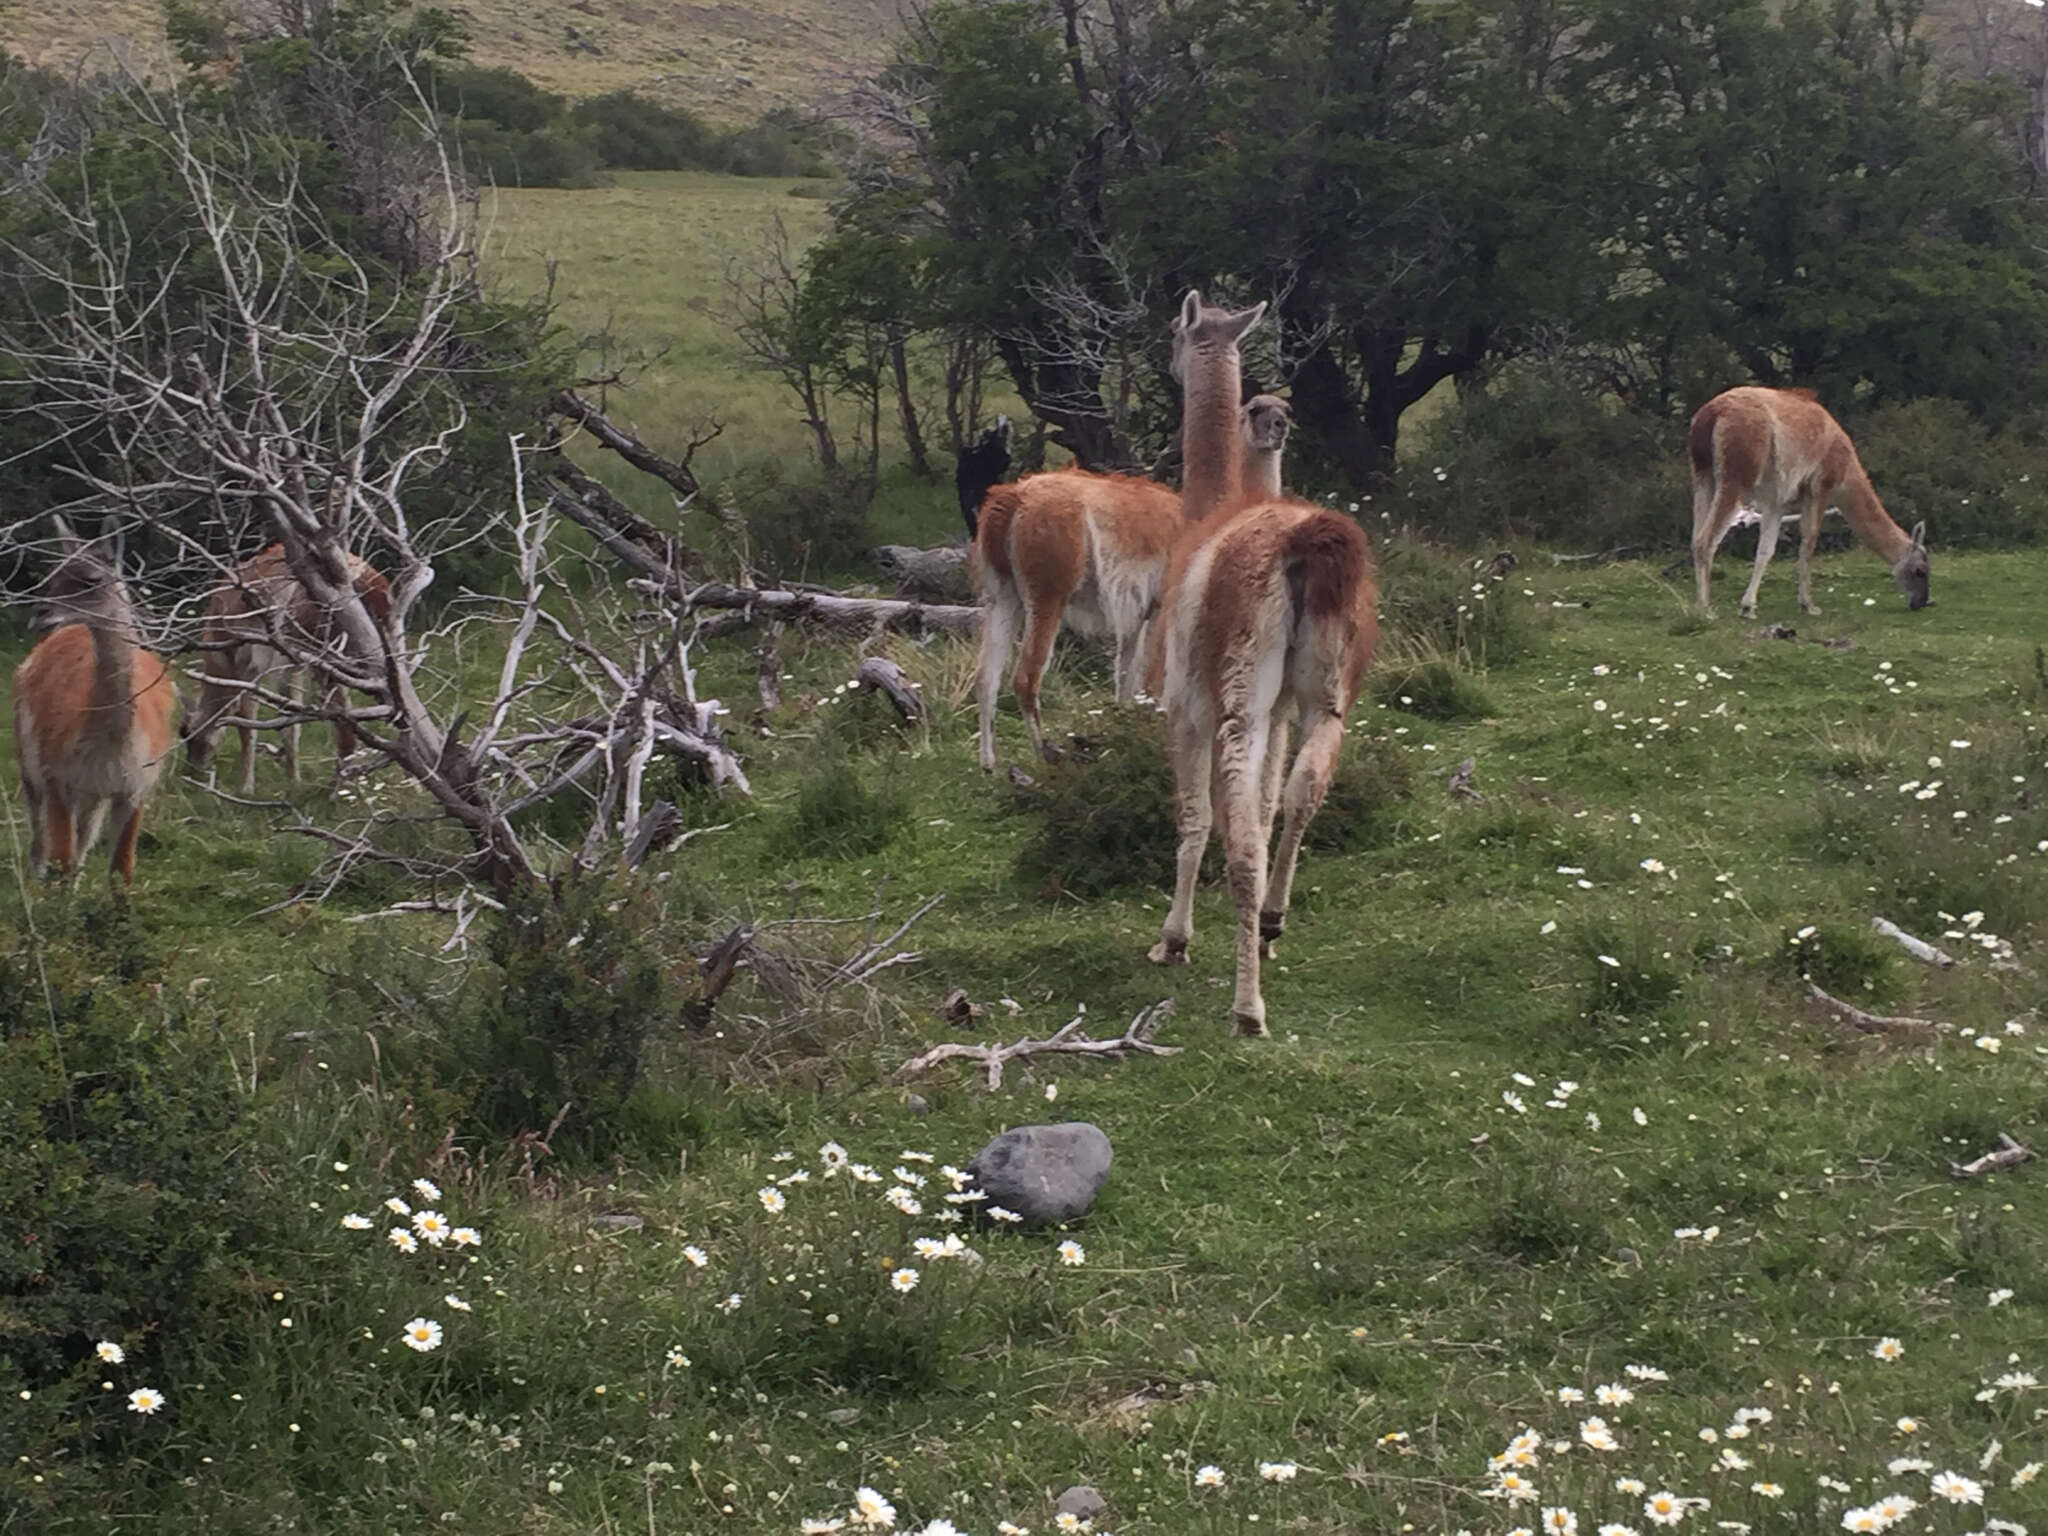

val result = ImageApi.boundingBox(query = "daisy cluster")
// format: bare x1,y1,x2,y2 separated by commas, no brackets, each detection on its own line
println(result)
336,1170,482,1357
1455,1342,2042,1536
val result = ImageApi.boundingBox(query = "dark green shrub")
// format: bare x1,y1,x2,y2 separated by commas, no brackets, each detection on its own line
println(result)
1568,921,1686,1054
452,119,602,189
1010,710,1413,895
571,91,718,170
1375,531,1534,665
779,756,911,859
466,874,667,1151
1854,397,2048,550
433,63,563,132
0,921,269,1468
1394,361,1686,551
715,108,835,178
1372,659,1497,721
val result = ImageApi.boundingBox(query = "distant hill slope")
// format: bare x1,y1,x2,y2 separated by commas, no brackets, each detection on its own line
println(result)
3,0,900,123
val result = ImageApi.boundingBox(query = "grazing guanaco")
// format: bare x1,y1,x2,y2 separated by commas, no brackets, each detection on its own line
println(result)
1689,386,1929,618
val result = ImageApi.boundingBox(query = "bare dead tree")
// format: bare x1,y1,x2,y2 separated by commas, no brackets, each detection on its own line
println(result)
0,60,746,903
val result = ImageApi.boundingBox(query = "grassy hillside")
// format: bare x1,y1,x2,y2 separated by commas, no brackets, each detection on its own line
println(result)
5,537,2046,1531
2,0,899,123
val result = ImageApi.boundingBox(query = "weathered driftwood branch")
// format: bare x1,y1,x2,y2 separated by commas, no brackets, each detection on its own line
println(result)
1446,755,1480,801
1550,546,1648,566
896,999,1181,1089
550,465,983,636
755,625,784,722
852,656,928,725
1804,981,1937,1037
1949,1133,2033,1180
682,922,755,1030
548,388,718,506
1872,916,1958,969
826,891,947,989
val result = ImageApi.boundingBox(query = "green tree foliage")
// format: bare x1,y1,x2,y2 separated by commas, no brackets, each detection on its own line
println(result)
825,0,2048,489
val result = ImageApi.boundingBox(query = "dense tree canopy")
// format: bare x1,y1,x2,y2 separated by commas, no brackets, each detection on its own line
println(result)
837,0,2048,486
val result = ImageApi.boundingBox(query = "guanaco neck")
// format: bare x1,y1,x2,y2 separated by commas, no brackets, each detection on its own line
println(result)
1180,345,1247,526
85,603,142,724
1244,441,1283,501
1836,464,1913,565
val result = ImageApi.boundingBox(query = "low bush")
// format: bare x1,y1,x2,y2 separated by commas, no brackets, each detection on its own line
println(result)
570,91,718,171
1852,397,2048,550
0,913,274,1470
1779,921,1899,1005
1375,530,1534,666
1372,658,1497,721
778,755,912,860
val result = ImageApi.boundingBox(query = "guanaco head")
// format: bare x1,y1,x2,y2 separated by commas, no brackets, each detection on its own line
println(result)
1241,394,1292,454
1171,288,1267,385
34,517,134,634
1892,520,1930,610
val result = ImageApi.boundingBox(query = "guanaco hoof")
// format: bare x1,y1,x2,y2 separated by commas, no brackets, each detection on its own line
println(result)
1037,739,1065,764
1232,1013,1269,1038
1148,938,1188,966
1259,911,1285,943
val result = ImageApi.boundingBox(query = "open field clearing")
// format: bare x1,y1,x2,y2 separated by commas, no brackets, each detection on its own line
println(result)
5,538,2045,1533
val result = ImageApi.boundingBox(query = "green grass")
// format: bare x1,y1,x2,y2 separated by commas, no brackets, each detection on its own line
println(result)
5,541,2047,1532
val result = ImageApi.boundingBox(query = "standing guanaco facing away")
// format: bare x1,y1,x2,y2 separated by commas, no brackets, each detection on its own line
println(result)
973,399,1294,774
1689,386,1929,619
182,542,392,793
12,520,176,884
1149,293,1378,1038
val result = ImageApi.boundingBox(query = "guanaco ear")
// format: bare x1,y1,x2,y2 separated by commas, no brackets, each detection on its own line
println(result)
1910,520,1927,549
1179,290,1203,330
1223,300,1267,344
49,513,81,553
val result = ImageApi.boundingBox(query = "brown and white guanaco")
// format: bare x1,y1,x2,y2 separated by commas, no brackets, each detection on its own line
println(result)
12,519,177,884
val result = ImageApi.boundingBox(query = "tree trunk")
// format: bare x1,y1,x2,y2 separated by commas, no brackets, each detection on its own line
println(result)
995,335,1129,470
890,327,933,478
1290,342,1389,488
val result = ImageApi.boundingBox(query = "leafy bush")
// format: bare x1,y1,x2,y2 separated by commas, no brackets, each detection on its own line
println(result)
1394,361,1686,551
452,119,602,189
1853,397,2048,550
0,917,271,1466
1372,658,1497,721
1010,709,1413,895
715,108,835,178
1375,530,1534,666
571,91,718,170
778,756,912,860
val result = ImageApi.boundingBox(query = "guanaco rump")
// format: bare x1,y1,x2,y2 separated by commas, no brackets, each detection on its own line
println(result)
182,542,392,792
1689,385,1929,618
12,520,176,884
972,399,1289,774
1149,293,1378,1037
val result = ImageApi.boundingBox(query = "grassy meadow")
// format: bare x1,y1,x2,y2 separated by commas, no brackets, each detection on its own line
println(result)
4,527,2046,1532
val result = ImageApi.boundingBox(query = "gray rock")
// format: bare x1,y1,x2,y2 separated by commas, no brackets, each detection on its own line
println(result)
966,1122,1111,1229
1055,1486,1107,1522
824,1407,862,1427
588,1213,644,1233
904,1093,932,1117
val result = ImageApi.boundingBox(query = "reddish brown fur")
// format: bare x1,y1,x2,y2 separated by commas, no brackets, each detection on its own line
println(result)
1688,386,1927,618
973,468,1188,772
13,551,176,885
1149,292,1378,1037
185,543,391,791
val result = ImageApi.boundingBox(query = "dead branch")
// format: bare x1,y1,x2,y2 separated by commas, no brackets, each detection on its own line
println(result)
852,657,928,725
827,890,947,988
1949,1133,2033,1180
895,998,1181,1089
755,624,784,724
1871,916,1958,969
681,581,981,636
548,388,719,508
1804,981,1938,1037
682,922,755,1030
1446,755,1480,801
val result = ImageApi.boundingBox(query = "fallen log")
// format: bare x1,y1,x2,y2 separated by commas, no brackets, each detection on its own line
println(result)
896,999,1181,1090
853,657,927,725
1949,1132,2033,1180
1804,981,1938,1037
1872,916,1957,969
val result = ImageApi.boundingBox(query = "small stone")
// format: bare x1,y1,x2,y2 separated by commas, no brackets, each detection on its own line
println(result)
904,1094,932,1118
824,1407,862,1427
1055,1485,1107,1522
966,1123,1112,1229
588,1214,644,1234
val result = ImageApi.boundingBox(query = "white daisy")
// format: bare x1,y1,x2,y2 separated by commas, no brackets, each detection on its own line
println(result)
95,1341,125,1365
401,1317,443,1352
126,1387,165,1414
